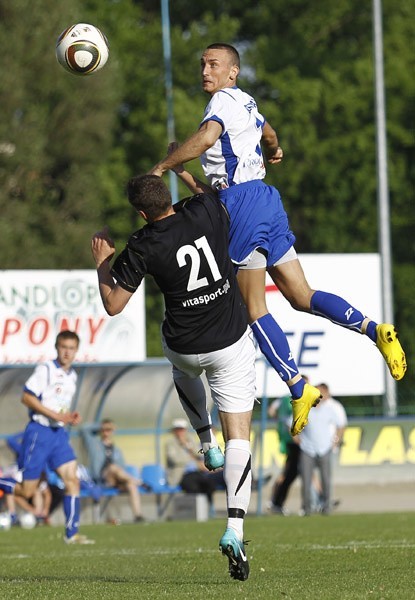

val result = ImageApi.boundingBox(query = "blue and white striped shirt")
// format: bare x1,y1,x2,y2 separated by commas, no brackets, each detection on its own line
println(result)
200,86,266,190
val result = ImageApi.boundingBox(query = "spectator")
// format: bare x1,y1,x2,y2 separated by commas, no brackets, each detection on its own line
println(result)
298,386,345,515
5,431,63,525
268,376,311,514
80,419,144,523
165,419,218,507
311,383,348,512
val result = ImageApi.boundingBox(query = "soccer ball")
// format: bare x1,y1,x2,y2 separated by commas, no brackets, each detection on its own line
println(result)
19,512,37,529
56,23,109,75
0,512,12,531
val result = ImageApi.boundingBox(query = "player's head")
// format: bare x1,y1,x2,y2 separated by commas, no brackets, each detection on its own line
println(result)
100,418,115,439
171,418,188,440
316,383,329,399
127,174,172,223
201,43,240,94
55,330,79,368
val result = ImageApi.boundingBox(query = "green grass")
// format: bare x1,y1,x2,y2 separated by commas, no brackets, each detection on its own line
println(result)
1,512,415,599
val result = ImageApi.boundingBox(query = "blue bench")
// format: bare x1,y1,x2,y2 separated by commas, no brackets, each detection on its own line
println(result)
79,463,182,521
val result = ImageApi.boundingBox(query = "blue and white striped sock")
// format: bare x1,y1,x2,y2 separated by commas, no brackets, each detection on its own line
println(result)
310,290,371,334
251,313,299,382
63,495,80,539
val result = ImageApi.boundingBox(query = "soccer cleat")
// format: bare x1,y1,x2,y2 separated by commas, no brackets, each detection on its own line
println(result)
219,527,250,581
204,447,225,471
376,324,407,381
64,533,95,545
290,383,321,436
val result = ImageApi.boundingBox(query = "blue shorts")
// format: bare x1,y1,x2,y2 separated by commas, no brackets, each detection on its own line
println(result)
219,180,296,266
18,421,76,480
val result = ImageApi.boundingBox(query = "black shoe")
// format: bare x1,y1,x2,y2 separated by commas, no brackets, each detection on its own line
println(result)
269,503,287,516
134,516,145,523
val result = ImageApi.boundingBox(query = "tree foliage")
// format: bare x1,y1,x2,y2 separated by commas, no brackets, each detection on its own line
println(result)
0,0,413,389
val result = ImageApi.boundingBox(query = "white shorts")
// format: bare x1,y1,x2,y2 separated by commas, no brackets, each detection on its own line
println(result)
163,327,257,413
239,245,298,270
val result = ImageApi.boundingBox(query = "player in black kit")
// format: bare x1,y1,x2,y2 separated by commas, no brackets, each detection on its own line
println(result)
91,174,254,581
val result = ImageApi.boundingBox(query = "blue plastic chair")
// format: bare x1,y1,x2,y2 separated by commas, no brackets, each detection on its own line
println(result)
139,463,181,517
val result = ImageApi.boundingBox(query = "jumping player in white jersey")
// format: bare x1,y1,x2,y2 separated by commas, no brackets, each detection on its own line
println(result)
0,330,93,544
150,42,407,436
91,174,255,581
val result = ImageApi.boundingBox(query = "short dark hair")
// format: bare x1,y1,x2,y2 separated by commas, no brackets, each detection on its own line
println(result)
55,330,80,347
127,175,172,222
206,43,240,68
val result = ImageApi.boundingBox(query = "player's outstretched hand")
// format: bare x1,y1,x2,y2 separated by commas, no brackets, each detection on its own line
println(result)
148,164,164,177
267,146,284,164
69,411,82,426
91,226,115,267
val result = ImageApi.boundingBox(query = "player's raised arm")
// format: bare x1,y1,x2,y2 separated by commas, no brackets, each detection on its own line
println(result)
91,228,133,316
167,142,216,197
261,121,284,164
150,120,222,177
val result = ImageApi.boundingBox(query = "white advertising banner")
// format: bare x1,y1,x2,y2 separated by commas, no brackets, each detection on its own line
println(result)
256,253,384,397
0,270,146,363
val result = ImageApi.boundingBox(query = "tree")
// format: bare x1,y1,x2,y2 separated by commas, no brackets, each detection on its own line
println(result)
0,0,120,268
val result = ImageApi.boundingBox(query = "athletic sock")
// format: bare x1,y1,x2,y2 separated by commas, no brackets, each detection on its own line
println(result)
365,320,378,343
0,477,17,494
224,439,251,538
251,313,299,382
288,378,306,400
63,495,80,539
310,290,372,333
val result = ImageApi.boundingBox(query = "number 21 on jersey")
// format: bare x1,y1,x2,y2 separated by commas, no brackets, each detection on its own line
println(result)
176,236,222,292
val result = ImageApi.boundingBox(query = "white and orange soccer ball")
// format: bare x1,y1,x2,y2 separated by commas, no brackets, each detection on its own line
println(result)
56,23,109,76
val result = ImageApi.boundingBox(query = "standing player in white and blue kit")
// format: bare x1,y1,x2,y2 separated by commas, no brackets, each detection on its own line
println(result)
150,43,407,435
0,330,93,544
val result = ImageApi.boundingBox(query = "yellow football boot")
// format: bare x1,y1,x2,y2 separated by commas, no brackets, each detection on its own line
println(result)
290,383,322,436
376,324,407,381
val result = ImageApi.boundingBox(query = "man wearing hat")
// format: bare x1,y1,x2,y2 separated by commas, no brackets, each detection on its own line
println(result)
165,419,217,505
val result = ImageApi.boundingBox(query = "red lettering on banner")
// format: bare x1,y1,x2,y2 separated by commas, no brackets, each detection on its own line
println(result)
59,317,81,333
265,283,279,293
1,318,22,344
88,318,105,344
29,318,49,345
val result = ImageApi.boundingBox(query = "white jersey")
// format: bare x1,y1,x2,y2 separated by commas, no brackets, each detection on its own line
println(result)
326,397,348,429
299,400,345,458
200,87,266,189
23,359,77,428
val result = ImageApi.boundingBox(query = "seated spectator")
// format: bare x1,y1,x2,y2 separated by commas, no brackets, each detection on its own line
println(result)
165,419,218,506
80,419,144,523
5,432,63,525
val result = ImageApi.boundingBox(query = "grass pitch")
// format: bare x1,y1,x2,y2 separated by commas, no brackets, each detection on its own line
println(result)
0,512,414,599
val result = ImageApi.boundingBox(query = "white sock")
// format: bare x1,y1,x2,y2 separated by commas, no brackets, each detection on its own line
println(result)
224,439,252,538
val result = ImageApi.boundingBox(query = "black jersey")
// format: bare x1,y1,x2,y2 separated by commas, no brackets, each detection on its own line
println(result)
111,194,248,354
